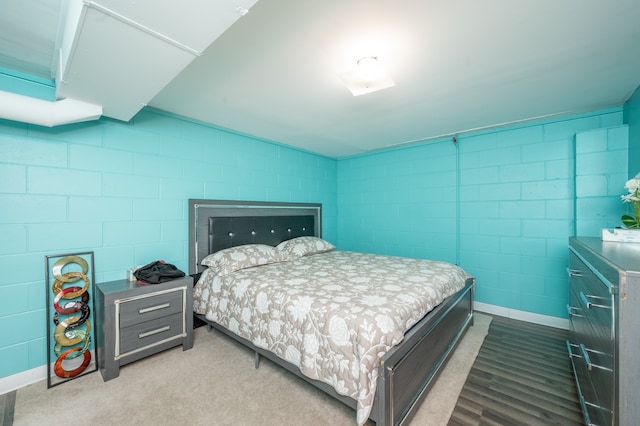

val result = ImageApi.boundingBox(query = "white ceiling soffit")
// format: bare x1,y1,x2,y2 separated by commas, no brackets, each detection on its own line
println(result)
0,89,102,127
55,0,258,122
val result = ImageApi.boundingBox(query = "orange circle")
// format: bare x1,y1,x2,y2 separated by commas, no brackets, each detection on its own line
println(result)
54,348,91,378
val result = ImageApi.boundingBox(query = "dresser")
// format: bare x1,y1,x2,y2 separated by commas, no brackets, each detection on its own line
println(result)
96,276,194,381
567,237,640,426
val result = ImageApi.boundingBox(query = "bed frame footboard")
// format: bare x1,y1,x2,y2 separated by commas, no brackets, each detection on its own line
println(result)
373,278,475,425
195,277,474,426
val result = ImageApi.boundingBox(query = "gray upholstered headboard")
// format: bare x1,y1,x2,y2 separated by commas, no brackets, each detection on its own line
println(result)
188,199,322,274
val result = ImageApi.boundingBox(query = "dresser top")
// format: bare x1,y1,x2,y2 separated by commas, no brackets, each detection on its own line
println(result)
571,236,640,275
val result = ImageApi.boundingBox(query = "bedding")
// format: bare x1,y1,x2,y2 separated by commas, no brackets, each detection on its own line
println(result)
193,249,470,425
276,236,336,259
201,244,282,276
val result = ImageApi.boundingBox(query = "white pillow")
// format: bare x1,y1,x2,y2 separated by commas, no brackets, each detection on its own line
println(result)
201,244,281,276
276,236,335,259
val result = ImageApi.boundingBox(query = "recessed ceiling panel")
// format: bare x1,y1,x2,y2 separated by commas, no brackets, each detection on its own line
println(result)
56,0,258,121
56,4,195,120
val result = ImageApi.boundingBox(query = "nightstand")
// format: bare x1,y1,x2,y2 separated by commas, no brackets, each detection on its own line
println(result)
95,276,193,381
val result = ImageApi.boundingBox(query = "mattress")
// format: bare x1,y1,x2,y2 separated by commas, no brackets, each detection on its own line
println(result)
193,250,470,424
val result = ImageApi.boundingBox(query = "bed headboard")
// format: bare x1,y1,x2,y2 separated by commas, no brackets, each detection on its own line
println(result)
188,199,322,274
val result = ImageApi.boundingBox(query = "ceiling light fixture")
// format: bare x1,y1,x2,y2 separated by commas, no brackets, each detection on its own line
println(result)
338,55,395,96
357,56,383,80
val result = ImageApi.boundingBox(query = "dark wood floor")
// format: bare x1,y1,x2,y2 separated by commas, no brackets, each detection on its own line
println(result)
449,315,584,426
0,390,15,426
0,314,583,426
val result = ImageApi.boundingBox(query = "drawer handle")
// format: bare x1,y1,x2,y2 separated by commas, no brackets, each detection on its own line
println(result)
139,303,171,314
139,325,171,339
579,343,613,372
566,304,582,318
581,395,612,416
579,291,610,310
568,268,583,277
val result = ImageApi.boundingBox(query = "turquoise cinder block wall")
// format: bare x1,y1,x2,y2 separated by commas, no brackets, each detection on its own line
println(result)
575,125,630,236
2,89,638,385
0,109,337,380
337,107,628,319
337,139,458,261
625,85,640,175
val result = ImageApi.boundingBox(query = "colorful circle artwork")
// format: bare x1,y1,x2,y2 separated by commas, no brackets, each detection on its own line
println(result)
47,254,94,383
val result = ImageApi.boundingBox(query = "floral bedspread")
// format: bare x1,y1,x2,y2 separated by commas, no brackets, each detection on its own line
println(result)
193,250,470,425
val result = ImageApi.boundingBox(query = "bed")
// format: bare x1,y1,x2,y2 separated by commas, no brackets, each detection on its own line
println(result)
188,199,475,425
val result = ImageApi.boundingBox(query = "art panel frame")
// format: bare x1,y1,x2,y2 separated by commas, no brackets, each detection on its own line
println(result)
44,251,98,388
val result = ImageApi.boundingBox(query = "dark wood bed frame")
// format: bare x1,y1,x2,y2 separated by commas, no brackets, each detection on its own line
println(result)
188,199,475,425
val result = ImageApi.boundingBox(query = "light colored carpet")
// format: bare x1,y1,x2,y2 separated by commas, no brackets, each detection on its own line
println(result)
14,313,491,426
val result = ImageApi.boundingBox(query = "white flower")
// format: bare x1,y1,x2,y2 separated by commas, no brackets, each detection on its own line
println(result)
375,315,396,334
624,174,640,193
288,296,314,321
383,284,402,292
233,279,250,297
328,375,349,394
255,292,269,313
621,172,640,229
268,320,282,337
229,251,248,261
241,307,251,323
361,295,387,306
328,317,351,346
211,275,222,292
351,359,360,379
303,334,319,354
252,336,268,348
285,345,301,365
218,298,227,312
228,318,239,333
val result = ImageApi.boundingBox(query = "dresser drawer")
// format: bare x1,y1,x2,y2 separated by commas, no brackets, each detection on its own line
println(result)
568,237,640,426
118,289,184,328
569,285,612,358
569,338,613,426
119,313,184,355
568,341,609,426
569,253,612,344
568,312,613,409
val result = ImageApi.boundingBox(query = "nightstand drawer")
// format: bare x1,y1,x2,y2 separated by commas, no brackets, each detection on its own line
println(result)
119,313,184,354
119,289,184,328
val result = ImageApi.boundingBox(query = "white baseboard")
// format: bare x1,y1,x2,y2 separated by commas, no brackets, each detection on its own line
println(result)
474,301,569,330
0,365,46,396
0,349,100,395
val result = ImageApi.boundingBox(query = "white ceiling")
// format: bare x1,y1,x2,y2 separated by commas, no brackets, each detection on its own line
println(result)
1,1,640,158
